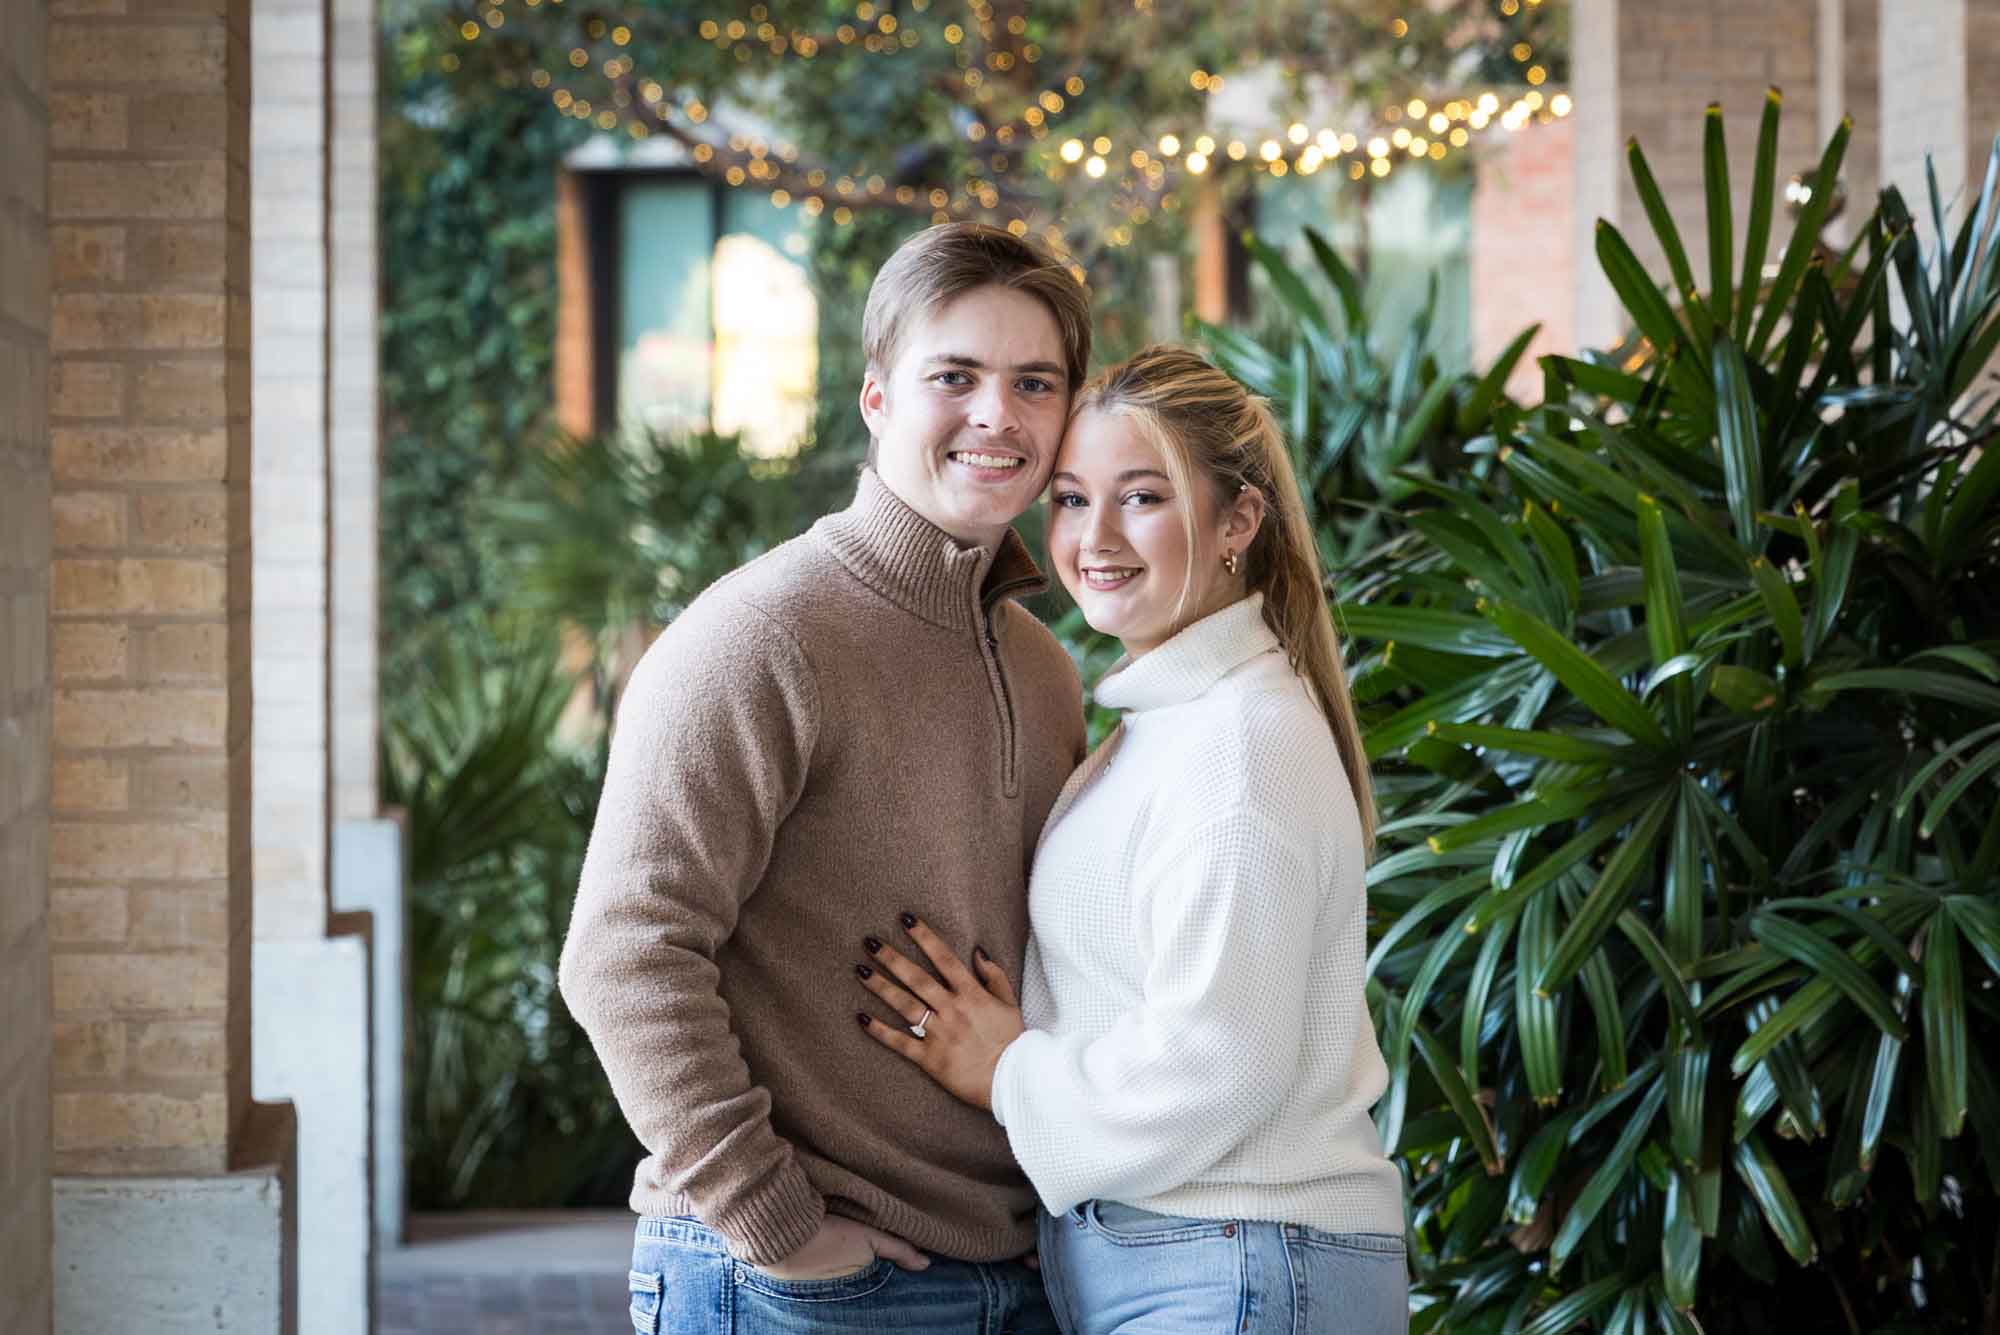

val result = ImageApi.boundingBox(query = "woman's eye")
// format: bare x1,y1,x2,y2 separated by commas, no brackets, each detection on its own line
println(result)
1123,491,1163,506
1052,492,1086,509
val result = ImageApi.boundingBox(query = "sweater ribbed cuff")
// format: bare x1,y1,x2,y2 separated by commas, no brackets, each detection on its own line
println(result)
708,1161,827,1266
990,1030,1040,1131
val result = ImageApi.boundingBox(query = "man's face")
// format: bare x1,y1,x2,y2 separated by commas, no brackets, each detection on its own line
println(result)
859,284,1072,548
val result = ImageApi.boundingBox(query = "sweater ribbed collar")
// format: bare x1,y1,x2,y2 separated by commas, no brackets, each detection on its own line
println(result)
815,467,1048,631
1094,594,1282,713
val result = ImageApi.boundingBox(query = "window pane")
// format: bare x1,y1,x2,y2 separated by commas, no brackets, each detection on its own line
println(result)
617,180,714,438
713,191,817,457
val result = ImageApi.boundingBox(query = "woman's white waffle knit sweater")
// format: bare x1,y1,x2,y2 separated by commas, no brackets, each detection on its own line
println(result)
990,594,1404,1234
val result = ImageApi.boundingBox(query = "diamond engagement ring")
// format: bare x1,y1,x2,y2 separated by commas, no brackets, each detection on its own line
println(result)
910,1008,933,1039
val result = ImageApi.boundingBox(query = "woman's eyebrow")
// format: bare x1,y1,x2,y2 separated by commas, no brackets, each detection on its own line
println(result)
1049,468,1170,485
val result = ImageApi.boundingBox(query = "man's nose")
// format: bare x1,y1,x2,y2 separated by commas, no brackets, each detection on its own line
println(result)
966,380,1021,436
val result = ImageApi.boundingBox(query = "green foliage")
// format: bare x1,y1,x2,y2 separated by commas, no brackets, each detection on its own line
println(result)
1341,105,2000,1332
480,428,860,676
433,0,1564,268
380,13,589,674
1202,225,1542,570
383,618,639,1207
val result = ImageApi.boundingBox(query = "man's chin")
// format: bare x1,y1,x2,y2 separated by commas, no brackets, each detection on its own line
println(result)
944,484,1040,531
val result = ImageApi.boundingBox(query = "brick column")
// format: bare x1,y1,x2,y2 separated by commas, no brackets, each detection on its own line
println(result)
329,0,377,822
47,0,255,1175
1972,6,2000,175
1572,1,1824,348
1828,0,1879,246
251,0,331,941
1878,0,1968,211
1569,0,1622,349
0,0,55,1327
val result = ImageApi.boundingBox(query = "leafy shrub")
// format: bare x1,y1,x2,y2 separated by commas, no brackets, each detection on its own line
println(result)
384,618,638,1207
1339,102,2000,1332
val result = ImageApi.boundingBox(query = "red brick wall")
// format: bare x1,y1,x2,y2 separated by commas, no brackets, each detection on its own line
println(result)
1472,118,1576,398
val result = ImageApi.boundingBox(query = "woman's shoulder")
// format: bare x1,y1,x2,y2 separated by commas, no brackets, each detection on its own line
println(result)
1145,663,1353,829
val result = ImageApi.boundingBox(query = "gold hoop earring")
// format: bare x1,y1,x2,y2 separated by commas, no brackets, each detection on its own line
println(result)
1222,550,1241,577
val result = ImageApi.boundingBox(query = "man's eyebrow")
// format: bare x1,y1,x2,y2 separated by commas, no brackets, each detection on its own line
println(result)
925,354,1068,378
1050,468,1171,485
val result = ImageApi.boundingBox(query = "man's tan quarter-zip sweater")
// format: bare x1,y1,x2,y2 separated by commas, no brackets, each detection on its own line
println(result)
559,467,1088,1266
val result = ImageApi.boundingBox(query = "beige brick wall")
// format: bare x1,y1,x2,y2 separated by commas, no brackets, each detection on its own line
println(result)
1,0,55,1326
47,0,255,1175
329,0,378,823
1472,118,1576,399
1618,1,1823,331
252,0,331,940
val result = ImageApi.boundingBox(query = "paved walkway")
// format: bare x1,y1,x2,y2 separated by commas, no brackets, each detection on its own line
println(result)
379,1211,636,1335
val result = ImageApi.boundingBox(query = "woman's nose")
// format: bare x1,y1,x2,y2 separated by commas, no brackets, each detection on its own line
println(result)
1081,507,1121,554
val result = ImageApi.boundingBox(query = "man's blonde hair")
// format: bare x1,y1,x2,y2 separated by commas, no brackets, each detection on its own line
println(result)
862,222,1092,393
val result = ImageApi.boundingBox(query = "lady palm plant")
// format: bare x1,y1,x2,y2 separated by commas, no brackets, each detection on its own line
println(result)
1202,227,1544,569
1343,97,2000,1333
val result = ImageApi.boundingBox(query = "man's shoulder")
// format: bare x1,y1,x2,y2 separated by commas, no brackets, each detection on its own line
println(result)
627,531,846,690
666,525,852,641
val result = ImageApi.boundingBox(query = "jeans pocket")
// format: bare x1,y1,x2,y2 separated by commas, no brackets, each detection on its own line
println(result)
1283,1232,1408,1335
628,1270,664,1335
1288,1228,1406,1257
1086,1200,1240,1246
735,1257,897,1303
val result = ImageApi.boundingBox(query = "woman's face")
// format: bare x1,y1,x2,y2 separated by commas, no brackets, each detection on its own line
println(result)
1048,406,1245,657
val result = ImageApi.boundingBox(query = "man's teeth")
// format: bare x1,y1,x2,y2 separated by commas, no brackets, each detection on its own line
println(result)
951,451,1023,469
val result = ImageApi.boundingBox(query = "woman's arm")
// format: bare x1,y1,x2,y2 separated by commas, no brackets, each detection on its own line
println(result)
990,806,1324,1213
853,805,1329,1216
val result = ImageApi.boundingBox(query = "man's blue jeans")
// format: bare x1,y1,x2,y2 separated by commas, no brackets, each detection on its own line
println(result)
629,1215,1060,1334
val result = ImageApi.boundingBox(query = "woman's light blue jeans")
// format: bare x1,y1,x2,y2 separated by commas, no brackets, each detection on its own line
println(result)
1037,1201,1408,1335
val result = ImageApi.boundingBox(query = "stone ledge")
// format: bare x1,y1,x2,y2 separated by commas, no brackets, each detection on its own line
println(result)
53,1097,297,1335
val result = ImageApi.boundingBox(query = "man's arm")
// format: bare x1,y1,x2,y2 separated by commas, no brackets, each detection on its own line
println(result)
558,596,826,1264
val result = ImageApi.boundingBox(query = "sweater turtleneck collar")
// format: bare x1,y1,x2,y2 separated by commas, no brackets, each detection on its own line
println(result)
1093,593,1282,714
815,467,1048,631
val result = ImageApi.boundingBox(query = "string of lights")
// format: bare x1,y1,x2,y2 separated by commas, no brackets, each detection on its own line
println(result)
448,0,1569,258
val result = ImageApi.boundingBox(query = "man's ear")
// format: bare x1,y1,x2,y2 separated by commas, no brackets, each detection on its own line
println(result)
858,369,888,437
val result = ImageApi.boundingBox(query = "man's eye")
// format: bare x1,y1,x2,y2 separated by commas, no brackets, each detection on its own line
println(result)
934,371,971,386
1019,377,1056,393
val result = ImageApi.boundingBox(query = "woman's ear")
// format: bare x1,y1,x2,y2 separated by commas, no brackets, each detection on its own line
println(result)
1223,484,1267,556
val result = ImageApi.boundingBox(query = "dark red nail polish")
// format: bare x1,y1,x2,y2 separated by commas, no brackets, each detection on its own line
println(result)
864,936,883,955
856,1012,872,1028
900,912,918,930
855,963,873,980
